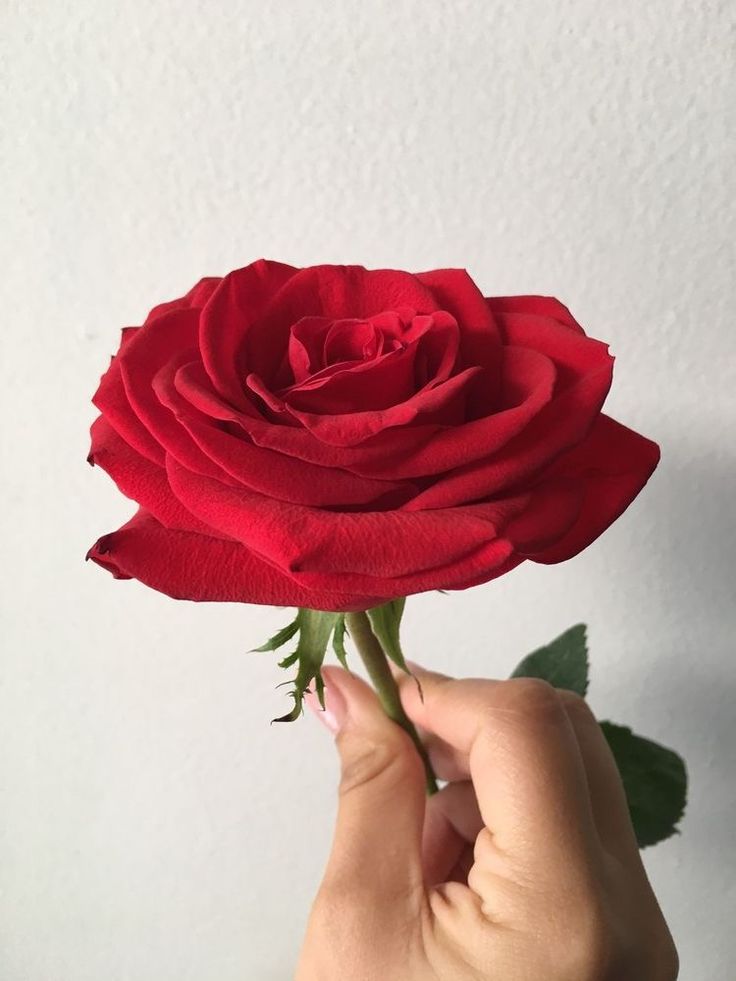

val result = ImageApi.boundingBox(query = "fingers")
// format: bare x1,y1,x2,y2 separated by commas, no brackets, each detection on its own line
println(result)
402,666,640,864
391,664,471,783
422,781,483,886
306,666,427,911
420,730,470,782
397,666,601,881
556,690,641,862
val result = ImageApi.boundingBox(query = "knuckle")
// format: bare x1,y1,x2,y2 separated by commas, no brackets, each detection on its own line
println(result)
495,676,564,719
659,939,680,980
311,877,358,924
559,903,618,979
303,882,370,962
640,919,680,981
337,731,421,797
556,900,680,981
557,688,595,722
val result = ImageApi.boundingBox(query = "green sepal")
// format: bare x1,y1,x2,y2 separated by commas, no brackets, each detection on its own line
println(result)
511,623,589,696
313,670,326,711
599,721,687,848
367,598,422,697
332,615,350,670
277,649,300,669
367,599,408,671
250,615,300,653
271,609,341,723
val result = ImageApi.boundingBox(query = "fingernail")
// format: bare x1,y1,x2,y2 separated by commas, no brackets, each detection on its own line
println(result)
305,675,348,734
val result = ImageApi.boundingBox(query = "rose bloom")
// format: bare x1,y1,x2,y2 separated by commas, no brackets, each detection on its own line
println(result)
87,261,659,611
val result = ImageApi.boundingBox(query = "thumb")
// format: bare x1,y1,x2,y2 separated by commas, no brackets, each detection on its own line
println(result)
307,665,427,906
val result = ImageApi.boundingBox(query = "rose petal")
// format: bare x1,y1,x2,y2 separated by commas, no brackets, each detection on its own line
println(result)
491,308,611,389
88,417,229,537
87,509,384,611
404,311,460,387
416,269,503,412
93,346,165,465
143,277,221,326
165,456,526,594
277,311,459,415
280,344,420,414
118,310,233,482
287,317,378,382
285,366,483,445
322,318,382,366
91,280,221,465
488,295,583,333
153,360,418,509
404,346,611,508
504,478,584,552
523,414,661,563
199,259,299,407
244,265,442,387
174,358,552,478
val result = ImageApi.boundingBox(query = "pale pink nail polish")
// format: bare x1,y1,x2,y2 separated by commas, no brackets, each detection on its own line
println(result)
305,677,347,734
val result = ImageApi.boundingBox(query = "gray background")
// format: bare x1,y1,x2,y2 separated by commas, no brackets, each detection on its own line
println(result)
2,1,734,978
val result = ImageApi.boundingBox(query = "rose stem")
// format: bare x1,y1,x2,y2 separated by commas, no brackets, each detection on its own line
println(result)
344,611,439,796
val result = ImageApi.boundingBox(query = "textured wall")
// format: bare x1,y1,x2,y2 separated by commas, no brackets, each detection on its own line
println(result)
2,1,734,978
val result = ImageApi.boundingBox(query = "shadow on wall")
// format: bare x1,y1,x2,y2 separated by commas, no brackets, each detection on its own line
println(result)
651,441,735,629
644,443,736,849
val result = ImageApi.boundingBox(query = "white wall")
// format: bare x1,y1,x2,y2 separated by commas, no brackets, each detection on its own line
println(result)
2,1,733,978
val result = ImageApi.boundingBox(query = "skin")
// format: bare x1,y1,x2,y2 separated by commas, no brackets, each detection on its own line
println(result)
296,664,678,981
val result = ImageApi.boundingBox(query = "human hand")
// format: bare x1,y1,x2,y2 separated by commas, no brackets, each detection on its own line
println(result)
296,665,678,980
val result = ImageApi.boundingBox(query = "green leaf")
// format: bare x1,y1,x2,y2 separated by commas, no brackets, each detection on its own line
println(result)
271,609,340,722
250,615,300,652
511,623,589,696
599,721,687,848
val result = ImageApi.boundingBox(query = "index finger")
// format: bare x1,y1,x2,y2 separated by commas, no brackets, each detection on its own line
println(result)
398,667,601,874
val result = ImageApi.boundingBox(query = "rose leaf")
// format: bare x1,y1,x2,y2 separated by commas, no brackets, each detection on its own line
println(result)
599,721,688,848
511,623,589,696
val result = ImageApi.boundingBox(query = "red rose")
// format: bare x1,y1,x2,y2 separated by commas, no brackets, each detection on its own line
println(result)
87,260,659,612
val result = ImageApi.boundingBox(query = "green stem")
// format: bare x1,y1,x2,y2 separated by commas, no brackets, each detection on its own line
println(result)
345,611,438,796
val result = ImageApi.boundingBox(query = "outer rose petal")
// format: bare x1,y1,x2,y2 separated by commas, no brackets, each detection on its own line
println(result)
87,509,386,611
491,307,610,390
163,458,582,598
144,277,222,326
118,311,238,483
92,278,221,466
164,455,525,578
524,414,660,563
488,295,583,333
88,416,229,537
93,344,165,465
